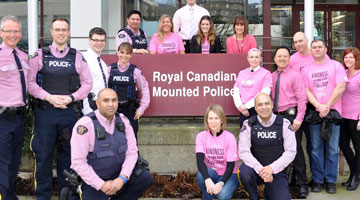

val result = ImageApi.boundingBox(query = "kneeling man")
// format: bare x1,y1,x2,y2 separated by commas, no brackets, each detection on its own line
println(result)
70,88,152,200
238,93,296,200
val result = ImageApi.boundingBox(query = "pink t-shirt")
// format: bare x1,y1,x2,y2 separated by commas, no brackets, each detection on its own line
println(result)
341,70,360,120
201,38,210,54
195,130,239,175
302,59,348,114
149,32,185,54
234,67,272,104
289,52,314,72
226,34,257,54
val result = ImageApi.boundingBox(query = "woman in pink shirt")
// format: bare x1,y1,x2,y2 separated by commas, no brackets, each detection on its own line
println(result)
233,48,272,127
226,16,257,54
195,104,239,200
189,15,221,54
149,14,185,54
339,47,360,190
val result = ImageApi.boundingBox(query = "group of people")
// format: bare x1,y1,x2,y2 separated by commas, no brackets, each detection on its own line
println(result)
195,31,360,200
1,0,360,200
116,0,257,55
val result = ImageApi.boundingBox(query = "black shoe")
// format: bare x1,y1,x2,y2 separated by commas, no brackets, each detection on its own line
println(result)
311,182,323,192
308,179,314,187
347,174,360,191
299,185,309,197
342,174,353,186
325,182,336,194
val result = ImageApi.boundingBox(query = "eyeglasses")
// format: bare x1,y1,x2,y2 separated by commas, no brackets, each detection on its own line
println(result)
1,29,21,35
52,28,69,33
91,38,106,43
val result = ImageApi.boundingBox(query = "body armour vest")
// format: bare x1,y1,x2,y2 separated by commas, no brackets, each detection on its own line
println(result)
108,63,139,102
119,27,147,50
86,112,128,180
249,115,284,166
36,47,80,95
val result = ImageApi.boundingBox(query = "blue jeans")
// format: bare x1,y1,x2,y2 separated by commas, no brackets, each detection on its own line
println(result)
309,123,340,183
196,168,239,200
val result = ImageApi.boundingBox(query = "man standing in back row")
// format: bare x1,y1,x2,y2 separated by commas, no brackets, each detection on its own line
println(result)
173,0,210,53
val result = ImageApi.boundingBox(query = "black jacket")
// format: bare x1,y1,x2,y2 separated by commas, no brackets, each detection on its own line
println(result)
189,35,222,53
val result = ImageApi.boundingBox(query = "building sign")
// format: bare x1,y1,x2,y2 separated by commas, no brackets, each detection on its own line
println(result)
102,54,249,116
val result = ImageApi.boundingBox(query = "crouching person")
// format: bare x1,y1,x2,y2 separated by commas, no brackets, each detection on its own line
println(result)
68,88,152,200
238,93,296,200
195,104,240,200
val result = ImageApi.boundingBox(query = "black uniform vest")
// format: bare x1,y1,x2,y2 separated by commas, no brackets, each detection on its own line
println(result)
249,115,284,166
86,112,127,180
36,47,80,95
119,27,147,49
108,63,139,102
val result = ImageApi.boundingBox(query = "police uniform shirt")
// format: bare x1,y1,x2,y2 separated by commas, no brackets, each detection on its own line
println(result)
0,42,29,107
115,25,148,54
238,114,296,174
70,110,138,190
107,63,150,114
82,48,109,115
27,43,93,101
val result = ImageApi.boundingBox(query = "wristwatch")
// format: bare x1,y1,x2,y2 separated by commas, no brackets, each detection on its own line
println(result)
70,95,75,103
218,181,224,186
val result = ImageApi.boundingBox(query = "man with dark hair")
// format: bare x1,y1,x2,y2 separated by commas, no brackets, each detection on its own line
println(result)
82,27,108,115
302,39,348,194
27,17,92,199
272,46,308,197
115,10,149,54
0,15,29,200
238,93,296,200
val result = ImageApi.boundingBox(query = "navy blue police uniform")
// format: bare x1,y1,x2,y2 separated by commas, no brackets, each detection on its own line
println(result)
118,27,148,50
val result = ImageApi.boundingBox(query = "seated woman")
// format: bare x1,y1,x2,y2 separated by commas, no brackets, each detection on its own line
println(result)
189,15,221,53
195,104,239,200
149,14,185,54
107,42,150,140
226,16,257,54
232,48,272,127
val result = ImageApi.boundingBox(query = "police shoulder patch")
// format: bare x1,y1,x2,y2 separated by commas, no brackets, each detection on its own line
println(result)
76,125,88,135
82,56,87,63
30,52,38,59
118,34,125,38
288,124,295,132
240,125,247,133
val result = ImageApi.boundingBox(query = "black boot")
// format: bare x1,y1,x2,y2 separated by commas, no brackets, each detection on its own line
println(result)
347,174,360,191
342,174,353,186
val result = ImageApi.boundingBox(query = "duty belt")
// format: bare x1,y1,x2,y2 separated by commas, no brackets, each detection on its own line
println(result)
276,107,297,116
0,106,27,115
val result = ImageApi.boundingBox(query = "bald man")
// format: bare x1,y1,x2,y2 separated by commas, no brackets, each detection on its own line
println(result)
70,88,152,200
238,93,296,200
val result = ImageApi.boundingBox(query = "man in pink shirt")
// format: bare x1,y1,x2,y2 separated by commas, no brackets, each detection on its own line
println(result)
0,15,29,200
302,39,348,194
27,18,92,199
69,88,152,200
238,93,296,200
271,46,308,197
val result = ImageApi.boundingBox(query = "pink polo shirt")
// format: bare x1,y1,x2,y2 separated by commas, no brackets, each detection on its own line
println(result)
234,67,272,105
302,59,348,114
149,32,185,54
196,130,239,175
341,70,360,120
271,67,307,121
0,42,29,107
27,43,92,101
70,110,138,191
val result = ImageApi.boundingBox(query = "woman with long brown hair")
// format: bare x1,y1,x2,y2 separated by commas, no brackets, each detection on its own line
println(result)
226,16,257,54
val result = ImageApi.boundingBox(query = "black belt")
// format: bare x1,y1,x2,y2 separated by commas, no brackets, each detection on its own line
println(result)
0,106,27,118
275,107,297,116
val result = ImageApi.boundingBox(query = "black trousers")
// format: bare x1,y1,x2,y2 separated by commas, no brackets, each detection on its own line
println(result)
183,40,191,53
278,111,308,186
340,118,360,175
239,107,257,128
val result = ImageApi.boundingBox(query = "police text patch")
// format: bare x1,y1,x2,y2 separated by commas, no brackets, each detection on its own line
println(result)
240,125,247,132
118,34,125,38
288,124,295,132
76,125,88,135
30,52,38,59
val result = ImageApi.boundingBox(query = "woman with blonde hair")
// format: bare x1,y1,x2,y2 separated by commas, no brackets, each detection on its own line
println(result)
190,15,221,53
149,14,185,54
195,104,239,200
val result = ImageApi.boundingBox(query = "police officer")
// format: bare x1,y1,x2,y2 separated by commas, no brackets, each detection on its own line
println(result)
115,10,149,54
0,15,29,200
272,46,308,197
108,42,150,140
70,88,152,200
238,93,296,200
82,27,108,115
27,18,92,199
